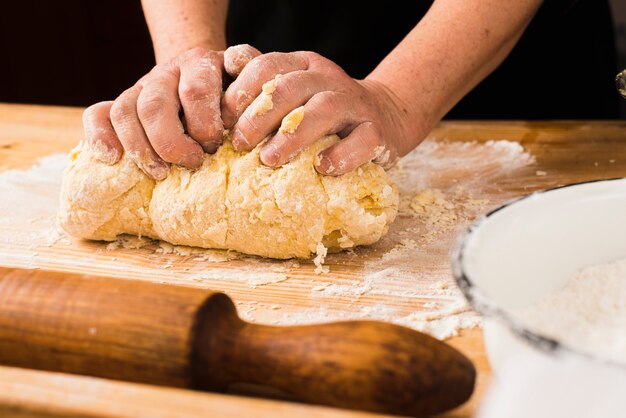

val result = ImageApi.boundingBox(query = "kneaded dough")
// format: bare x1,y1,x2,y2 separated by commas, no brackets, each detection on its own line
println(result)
58,135,399,259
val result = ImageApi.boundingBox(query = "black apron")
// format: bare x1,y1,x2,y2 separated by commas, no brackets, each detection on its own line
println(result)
227,0,619,119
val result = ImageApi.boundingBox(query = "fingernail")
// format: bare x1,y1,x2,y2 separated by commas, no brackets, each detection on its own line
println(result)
232,129,251,151
90,140,119,165
147,161,170,181
200,140,220,154
185,149,205,169
260,143,280,166
315,154,335,174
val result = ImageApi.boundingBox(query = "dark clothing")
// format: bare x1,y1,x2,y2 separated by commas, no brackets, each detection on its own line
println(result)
227,0,620,119
0,1,619,119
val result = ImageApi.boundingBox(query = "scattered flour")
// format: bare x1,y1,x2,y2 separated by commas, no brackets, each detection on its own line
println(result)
245,273,289,289
105,235,152,251
515,258,626,364
155,241,239,262
0,154,68,246
411,189,457,224
398,310,482,340
408,189,489,244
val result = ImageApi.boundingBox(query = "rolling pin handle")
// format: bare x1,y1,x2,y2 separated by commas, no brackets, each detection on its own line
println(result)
192,294,476,417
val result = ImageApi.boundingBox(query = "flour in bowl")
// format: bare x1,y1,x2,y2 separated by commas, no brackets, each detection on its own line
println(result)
515,258,626,364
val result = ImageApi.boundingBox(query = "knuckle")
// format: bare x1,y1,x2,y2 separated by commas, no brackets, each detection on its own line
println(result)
109,95,136,125
179,81,209,104
137,92,167,121
303,51,329,68
275,75,297,97
310,90,340,107
307,91,346,124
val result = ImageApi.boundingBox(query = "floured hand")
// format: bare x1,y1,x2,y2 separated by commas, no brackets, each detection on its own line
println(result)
221,51,416,175
82,44,260,180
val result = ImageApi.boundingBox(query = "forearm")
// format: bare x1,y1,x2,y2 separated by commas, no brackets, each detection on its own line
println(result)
367,0,542,154
141,0,229,63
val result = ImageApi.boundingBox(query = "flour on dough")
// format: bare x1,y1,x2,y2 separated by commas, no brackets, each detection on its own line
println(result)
58,134,399,259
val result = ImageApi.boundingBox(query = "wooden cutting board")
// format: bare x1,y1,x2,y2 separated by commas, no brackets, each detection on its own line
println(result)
1,102,625,417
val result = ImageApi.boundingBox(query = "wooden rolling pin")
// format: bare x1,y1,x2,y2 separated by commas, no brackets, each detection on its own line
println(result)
0,267,475,416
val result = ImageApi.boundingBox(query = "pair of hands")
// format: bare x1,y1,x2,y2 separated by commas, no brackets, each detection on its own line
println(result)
83,44,412,180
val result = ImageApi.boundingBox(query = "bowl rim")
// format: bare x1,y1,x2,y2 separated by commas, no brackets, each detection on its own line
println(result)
451,177,626,370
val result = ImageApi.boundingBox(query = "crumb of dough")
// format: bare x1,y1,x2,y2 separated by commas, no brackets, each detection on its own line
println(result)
279,106,305,134
253,94,273,116
262,75,280,95
313,242,329,274
105,235,152,250
252,74,282,116
535,170,547,176
410,189,457,228
433,280,449,290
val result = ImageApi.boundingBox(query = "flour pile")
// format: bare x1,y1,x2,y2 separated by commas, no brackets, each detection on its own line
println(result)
516,258,626,364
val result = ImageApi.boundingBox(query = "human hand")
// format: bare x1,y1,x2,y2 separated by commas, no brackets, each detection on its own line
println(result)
82,44,260,180
221,51,416,175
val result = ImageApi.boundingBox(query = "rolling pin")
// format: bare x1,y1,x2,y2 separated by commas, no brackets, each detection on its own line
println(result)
0,267,475,416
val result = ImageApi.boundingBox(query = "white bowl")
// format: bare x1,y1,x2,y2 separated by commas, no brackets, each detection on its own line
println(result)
452,178,626,417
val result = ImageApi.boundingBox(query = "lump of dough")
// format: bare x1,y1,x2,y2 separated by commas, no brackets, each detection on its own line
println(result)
58,135,399,259
58,144,156,240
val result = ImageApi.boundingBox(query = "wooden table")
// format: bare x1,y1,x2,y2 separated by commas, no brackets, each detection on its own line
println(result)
0,103,624,418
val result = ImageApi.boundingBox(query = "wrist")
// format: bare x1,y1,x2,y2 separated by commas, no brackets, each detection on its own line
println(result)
142,0,228,64
154,35,226,64
361,77,435,156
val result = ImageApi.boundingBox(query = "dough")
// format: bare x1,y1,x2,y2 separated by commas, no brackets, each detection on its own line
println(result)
58,135,399,259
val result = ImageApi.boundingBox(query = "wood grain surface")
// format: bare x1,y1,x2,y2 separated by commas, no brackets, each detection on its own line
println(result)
1,102,625,417
0,267,475,416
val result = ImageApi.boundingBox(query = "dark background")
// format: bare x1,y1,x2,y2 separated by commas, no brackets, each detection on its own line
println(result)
0,2,154,106
1,1,625,119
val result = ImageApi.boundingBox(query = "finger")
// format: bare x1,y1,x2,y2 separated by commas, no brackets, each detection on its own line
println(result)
231,70,334,151
83,101,123,164
137,66,204,169
178,49,224,153
221,51,310,128
110,85,170,180
260,91,356,166
224,44,262,77
315,122,393,176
